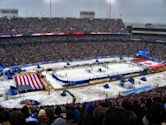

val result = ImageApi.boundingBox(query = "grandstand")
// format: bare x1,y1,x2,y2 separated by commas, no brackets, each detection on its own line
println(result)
0,18,127,34
126,23,166,41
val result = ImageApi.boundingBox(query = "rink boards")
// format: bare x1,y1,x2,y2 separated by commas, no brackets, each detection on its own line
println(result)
52,63,144,85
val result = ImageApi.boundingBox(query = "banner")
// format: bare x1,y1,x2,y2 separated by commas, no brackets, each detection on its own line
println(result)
0,32,130,38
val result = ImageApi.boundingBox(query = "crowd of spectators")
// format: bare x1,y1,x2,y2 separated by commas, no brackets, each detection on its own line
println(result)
0,36,165,66
0,17,165,67
1,86,166,125
0,17,127,34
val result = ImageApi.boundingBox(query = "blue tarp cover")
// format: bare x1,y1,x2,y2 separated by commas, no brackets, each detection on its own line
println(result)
138,51,149,57
122,86,152,95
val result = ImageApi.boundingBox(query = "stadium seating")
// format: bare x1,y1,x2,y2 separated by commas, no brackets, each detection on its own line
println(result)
0,18,127,34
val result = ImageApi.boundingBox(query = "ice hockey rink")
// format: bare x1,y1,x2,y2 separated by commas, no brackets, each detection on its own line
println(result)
52,63,143,83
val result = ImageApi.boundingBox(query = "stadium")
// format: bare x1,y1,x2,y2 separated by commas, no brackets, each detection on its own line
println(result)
0,0,166,125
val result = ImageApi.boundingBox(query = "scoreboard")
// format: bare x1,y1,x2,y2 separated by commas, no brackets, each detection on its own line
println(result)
0,9,18,18
80,11,95,19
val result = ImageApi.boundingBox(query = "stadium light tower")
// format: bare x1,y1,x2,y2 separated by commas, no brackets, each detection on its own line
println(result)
50,0,52,18
107,0,112,18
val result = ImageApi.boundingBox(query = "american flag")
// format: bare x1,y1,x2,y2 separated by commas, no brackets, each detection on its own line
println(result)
15,73,44,90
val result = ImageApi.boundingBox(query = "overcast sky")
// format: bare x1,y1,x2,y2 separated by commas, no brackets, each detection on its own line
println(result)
0,0,166,24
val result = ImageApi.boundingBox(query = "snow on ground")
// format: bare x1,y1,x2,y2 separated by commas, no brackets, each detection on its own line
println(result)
0,79,15,94
107,63,143,74
21,66,38,72
69,59,96,66
69,82,125,103
40,62,67,70
42,71,63,89
0,71,165,108
98,57,121,63
97,56,133,63
0,91,73,108
122,57,134,61
146,72,166,87
67,72,166,103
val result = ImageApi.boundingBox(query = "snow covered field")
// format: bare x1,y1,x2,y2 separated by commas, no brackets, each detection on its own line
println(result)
0,57,165,108
0,71,166,108
68,72,166,103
